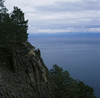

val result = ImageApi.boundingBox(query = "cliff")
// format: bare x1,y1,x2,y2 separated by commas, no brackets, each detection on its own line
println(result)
0,42,56,98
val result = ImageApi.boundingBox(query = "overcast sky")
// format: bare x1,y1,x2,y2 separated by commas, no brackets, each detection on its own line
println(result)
5,0,100,34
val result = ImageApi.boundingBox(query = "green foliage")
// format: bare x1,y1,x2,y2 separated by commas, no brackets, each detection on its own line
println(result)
0,0,9,46
0,0,8,13
77,81,96,98
0,0,28,60
0,1,28,48
50,64,96,98
11,6,28,42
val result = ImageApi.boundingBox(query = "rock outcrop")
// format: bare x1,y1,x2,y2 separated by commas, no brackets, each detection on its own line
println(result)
0,42,56,98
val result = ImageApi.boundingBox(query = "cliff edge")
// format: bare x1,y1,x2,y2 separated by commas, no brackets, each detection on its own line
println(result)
0,42,56,98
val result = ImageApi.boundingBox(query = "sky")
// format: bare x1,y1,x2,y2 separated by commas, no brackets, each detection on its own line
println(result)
5,0,100,34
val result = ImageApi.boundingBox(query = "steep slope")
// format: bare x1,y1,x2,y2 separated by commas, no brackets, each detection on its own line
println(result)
0,42,56,98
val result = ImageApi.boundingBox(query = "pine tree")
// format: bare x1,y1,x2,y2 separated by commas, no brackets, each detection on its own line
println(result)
50,64,96,98
0,0,7,13
0,0,8,46
0,1,29,49
11,7,28,42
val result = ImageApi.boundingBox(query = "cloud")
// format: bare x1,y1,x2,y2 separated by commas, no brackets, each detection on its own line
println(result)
4,0,100,34
28,27,100,34
35,0,100,13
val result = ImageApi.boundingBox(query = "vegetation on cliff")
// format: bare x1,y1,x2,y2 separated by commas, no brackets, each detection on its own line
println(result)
0,0,28,48
50,64,96,98
0,0,28,62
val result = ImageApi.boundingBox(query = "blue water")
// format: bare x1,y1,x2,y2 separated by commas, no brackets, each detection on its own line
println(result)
29,36,100,97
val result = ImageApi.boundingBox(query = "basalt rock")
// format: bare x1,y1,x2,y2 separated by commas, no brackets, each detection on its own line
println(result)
0,42,56,98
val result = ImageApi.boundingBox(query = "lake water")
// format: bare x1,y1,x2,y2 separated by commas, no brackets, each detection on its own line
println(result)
29,36,100,97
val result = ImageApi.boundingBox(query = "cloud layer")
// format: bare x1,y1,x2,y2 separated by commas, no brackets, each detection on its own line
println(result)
5,0,100,34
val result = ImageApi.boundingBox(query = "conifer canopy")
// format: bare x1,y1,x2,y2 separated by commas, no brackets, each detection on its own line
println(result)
0,0,28,47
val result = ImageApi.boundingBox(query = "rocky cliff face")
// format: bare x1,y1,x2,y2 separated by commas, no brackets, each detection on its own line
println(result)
0,42,56,98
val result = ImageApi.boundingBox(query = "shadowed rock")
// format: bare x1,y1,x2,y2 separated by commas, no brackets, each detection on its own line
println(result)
0,42,56,98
